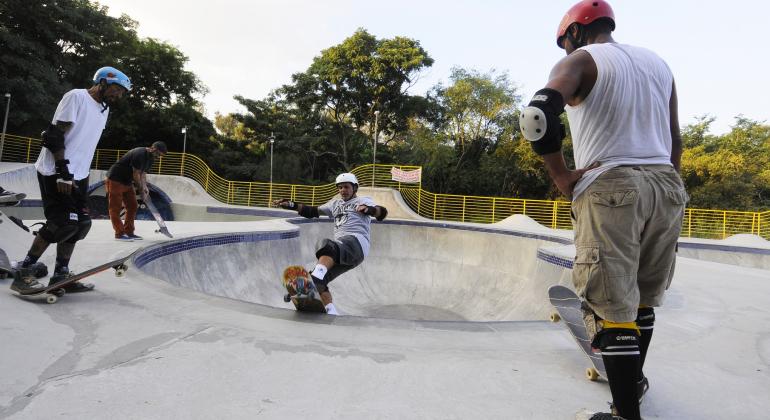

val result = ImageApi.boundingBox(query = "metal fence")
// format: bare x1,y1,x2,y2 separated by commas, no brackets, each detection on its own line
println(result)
1,134,768,240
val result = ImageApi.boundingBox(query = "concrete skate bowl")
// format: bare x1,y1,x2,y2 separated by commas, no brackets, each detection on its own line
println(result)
134,219,575,322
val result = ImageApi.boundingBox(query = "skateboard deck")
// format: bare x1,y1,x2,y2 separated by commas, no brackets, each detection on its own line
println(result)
142,192,172,238
548,285,607,381
281,265,326,313
6,251,135,304
0,191,25,206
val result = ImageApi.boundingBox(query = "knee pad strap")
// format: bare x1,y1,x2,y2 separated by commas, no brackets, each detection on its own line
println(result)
38,220,79,243
636,307,655,330
315,239,340,264
593,327,641,355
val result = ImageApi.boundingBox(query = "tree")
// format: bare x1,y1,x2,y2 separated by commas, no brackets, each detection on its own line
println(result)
280,28,433,169
0,0,214,157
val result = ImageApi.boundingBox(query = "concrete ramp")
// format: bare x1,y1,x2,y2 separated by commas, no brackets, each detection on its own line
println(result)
0,210,35,260
137,220,571,322
0,164,39,199
357,187,425,220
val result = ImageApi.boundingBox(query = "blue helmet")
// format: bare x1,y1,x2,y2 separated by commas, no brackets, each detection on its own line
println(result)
92,66,132,92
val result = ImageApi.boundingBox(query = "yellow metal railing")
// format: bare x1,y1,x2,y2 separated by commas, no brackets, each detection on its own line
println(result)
1,134,768,240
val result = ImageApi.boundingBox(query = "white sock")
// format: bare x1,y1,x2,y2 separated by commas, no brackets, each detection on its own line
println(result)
312,264,328,279
325,303,338,315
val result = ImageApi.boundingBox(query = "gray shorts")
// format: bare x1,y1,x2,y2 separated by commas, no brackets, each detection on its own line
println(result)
314,235,364,291
571,165,688,322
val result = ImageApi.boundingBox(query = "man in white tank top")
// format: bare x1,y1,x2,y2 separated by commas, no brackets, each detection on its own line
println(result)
519,1,688,419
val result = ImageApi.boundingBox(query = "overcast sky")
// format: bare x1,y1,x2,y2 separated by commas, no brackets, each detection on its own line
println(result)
96,0,768,135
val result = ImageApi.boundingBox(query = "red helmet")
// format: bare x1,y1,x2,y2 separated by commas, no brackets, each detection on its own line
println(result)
557,0,615,48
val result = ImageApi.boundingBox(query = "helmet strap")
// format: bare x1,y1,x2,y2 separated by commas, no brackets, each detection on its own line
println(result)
97,82,109,113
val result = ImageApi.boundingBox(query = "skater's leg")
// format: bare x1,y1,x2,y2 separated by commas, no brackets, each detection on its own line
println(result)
593,321,641,420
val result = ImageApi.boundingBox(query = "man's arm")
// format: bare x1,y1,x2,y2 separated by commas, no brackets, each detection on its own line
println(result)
356,204,388,221
132,168,147,197
41,121,74,194
273,199,320,219
669,80,682,172
524,51,597,198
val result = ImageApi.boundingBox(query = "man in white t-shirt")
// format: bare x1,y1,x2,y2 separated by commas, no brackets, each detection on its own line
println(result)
518,1,688,419
273,173,388,315
12,66,131,294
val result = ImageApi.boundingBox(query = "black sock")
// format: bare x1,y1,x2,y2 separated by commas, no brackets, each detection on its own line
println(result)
636,307,655,378
21,254,39,268
55,256,70,274
595,328,641,420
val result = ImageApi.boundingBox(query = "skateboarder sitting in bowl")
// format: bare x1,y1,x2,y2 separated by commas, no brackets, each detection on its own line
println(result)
273,173,387,315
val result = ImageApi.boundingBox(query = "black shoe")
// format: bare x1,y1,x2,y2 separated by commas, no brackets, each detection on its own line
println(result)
587,413,625,420
28,262,48,278
49,271,95,293
637,375,649,404
10,268,45,294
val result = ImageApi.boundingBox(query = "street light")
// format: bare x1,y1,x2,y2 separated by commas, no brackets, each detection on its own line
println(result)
269,132,275,205
0,93,11,162
180,126,187,176
372,110,380,187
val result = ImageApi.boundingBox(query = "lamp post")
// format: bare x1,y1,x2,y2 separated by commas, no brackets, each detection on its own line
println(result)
0,93,11,162
180,126,187,176
269,132,275,205
372,110,380,187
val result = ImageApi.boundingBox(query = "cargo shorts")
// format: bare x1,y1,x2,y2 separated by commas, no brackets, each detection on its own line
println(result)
571,165,689,322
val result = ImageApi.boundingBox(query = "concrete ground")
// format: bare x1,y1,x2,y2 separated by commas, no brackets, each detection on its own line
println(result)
1,164,769,419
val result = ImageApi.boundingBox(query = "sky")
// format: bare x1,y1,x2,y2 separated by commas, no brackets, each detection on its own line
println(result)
95,0,769,135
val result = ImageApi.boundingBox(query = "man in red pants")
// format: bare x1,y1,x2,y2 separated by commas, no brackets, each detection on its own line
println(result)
105,141,167,241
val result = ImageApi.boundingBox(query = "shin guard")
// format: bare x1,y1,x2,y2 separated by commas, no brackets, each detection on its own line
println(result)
594,327,641,420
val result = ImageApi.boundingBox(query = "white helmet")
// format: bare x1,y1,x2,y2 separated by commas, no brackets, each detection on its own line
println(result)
335,173,358,186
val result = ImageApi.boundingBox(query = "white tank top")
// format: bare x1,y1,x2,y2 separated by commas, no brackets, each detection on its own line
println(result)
566,43,674,199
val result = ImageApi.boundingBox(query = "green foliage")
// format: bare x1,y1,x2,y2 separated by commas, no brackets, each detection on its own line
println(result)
680,116,770,210
0,0,214,156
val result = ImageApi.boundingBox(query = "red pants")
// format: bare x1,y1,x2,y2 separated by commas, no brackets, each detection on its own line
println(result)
106,179,138,237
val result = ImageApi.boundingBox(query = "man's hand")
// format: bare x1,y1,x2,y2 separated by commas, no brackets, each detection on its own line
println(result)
551,162,600,198
273,198,298,210
54,159,74,195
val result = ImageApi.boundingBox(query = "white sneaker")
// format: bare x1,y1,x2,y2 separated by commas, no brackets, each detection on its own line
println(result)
325,303,339,315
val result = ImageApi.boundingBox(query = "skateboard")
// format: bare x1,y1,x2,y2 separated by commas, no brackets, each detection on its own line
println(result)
5,251,135,304
141,192,172,238
0,190,25,206
281,265,326,313
548,285,607,381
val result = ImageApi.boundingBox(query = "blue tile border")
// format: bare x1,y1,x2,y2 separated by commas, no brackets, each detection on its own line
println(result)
678,241,770,255
134,230,298,268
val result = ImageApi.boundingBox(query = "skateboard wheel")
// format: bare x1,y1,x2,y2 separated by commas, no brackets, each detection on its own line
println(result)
586,367,600,381
549,312,561,322
46,295,58,304
283,294,291,303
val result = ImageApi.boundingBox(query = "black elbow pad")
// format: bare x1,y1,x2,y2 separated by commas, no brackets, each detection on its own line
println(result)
519,88,566,155
375,206,388,221
41,124,66,153
298,205,320,219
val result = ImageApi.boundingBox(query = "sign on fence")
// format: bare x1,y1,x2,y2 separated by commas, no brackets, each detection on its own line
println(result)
390,167,421,183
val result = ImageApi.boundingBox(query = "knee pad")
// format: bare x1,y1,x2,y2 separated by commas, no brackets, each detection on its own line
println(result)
315,239,340,263
636,307,655,330
64,218,92,244
37,220,79,243
593,327,641,355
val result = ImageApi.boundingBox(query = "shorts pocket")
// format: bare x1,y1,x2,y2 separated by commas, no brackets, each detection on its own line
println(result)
589,190,638,208
666,188,689,205
573,245,608,304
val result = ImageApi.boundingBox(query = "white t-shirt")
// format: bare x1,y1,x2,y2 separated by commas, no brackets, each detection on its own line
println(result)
35,89,109,180
566,43,674,199
319,195,376,257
